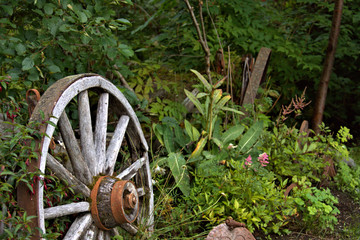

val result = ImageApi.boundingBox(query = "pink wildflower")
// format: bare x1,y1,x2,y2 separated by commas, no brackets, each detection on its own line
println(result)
258,153,269,167
243,155,252,169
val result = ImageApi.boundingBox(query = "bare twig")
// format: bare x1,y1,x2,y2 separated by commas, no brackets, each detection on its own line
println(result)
206,0,222,50
113,65,134,93
184,0,212,84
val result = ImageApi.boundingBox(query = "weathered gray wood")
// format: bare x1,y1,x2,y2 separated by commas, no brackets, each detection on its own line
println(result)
120,223,138,235
97,177,118,228
63,213,92,240
143,154,154,230
242,47,272,105
78,90,97,176
58,112,92,185
97,230,113,240
116,157,146,180
104,231,111,240
105,115,130,175
46,153,90,197
137,187,145,197
111,227,120,236
94,93,109,175
97,231,105,240
44,202,90,219
80,224,98,240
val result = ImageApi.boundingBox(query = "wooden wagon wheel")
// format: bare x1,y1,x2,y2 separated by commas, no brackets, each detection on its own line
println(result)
17,74,153,239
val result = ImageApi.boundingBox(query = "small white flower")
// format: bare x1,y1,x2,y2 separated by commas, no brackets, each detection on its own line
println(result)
227,143,238,149
154,165,166,175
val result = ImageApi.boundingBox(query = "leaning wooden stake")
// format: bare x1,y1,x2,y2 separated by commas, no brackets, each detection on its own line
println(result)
312,0,343,134
241,47,271,106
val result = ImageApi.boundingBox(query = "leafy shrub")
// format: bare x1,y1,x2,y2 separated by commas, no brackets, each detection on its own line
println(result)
289,176,340,233
0,0,134,95
0,122,40,239
188,155,294,235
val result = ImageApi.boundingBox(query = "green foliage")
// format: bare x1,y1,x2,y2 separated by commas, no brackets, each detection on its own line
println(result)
334,161,360,202
0,122,40,239
261,123,326,181
149,97,187,122
188,157,293,235
290,176,340,233
0,0,134,96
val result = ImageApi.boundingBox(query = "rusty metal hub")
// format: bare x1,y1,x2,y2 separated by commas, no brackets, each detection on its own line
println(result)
91,176,139,230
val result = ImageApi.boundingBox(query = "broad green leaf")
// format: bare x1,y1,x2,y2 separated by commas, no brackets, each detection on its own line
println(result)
59,24,70,32
221,106,244,115
44,3,54,15
81,33,91,44
47,64,61,73
153,123,164,145
119,44,134,58
221,125,245,145
190,69,212,92
163,126,175,153
238,121,263,153
294,197,305,206
167,153,190,196
15,43,26,55
1,5,13,15
234,199,240,209
184,89,204,115
116,18,132,26
22,57,34,71
184,120,192,140
211,137,222,148
174,125,187,147
212,89,222,104
213,76,227,89
216,95,231,109
77,12,88,23
196,92,208,98
190,137,207,159
184,120,200,142
0,170,15,176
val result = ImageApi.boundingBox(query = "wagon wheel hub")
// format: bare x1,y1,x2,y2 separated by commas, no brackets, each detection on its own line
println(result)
90,176,139,230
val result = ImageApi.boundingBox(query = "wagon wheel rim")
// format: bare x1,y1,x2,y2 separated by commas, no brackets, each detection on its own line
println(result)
18,74,154,239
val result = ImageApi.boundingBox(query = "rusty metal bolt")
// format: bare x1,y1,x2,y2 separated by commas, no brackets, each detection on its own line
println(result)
124,193,137,209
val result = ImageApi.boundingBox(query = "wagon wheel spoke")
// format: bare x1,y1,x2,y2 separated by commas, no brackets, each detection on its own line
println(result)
104,231,112,240
104,115,130,175
44,202,90,220
58,112,92,185
78,90,97,176
80,224,98,240
94,93,109,176
120,223,138,235
46,154,91,197
116,156,146,180
137,187,145,197
63,213,93,240
111,227,120,236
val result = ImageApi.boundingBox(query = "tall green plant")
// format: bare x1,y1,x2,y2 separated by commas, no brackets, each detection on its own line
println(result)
184,69,243,158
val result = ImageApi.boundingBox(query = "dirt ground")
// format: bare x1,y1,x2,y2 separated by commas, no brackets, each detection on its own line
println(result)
253,188,360,240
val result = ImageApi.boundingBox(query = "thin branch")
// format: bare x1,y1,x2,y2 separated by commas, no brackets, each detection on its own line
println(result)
113,65,134,93
184,0,212,84
206,0,222,50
